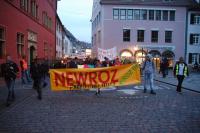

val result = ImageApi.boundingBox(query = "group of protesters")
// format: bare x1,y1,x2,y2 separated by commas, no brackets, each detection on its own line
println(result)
1,54,189,107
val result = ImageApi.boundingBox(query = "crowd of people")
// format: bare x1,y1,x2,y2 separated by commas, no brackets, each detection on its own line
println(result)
0,54,189,107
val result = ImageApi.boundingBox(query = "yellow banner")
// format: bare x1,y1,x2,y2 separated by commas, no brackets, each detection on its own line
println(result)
49,64,141,91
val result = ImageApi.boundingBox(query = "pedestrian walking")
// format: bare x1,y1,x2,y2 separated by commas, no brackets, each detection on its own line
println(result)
173,57,189,94
160,57,169,78
1,55,19,106
30,58,43,100
142,54,156,94
20,55,31,84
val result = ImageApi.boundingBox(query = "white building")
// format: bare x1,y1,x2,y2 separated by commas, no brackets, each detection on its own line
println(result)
186,5,200,65
56,14,63,59
63,28,73,57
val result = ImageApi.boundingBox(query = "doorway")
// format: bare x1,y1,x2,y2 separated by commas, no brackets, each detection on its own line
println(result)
29,46,36,65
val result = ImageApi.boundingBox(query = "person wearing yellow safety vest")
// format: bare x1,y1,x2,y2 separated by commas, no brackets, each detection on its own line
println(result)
20,56,32,84
173,57,189,93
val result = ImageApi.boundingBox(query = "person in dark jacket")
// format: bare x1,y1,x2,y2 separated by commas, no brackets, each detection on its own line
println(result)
30,58,43,100
102,57,112,67
69,57,78,68
1,55,19,106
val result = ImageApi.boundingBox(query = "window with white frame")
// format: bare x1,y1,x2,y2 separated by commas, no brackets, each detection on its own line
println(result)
155,10,161,21
120,9,126,20
127,9,133,20
149,10,154,20
190,34,200,45
162,10,169,21
189,53,198,64
17,33,24,56
169,10,175,21
0,27,5,58
194,15,200,24
134,9,140,20
113,9,119,20
140,10,147,20
191,14,200,24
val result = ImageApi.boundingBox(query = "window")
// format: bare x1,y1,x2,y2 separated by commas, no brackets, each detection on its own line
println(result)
20,0,29,12
163,10,168,21
120,9,126,20
0,27,5,58
134,9,140,20
98,30,101,43
137,30,144,42
31,1,38,18
113,9,119,20
44,42,48,58
123,29,130,42
189,53,198,64
149,10,154,20
140,10,147,20
17,33,24,56
190,34,200,45
169,10,175,21
98,12,101,23
155,10,161,21
151,31,158,42
191,13,200,24
165,31,172,43
127,9,133,20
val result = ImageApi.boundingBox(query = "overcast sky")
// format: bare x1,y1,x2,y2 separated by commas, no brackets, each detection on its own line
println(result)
57,0,93,43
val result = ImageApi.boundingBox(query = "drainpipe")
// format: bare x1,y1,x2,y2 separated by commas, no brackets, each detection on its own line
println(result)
184,9,188,63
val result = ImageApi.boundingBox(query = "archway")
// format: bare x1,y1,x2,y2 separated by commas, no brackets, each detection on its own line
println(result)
149,50,161,69
162,50,175,67
134,50,147,64
120,49,133,57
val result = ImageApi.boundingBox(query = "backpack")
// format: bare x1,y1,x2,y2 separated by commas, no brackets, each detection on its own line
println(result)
2,62,19,79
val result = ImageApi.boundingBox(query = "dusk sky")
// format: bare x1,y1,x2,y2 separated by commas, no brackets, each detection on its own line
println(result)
57,0,93,43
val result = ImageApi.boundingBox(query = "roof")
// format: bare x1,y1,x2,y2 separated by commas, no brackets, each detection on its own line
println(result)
100,0,198,7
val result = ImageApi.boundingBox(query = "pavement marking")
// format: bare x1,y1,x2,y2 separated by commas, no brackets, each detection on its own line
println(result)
89,87,116,91
134,85,170,90
120,95,149,99
117,89,139,95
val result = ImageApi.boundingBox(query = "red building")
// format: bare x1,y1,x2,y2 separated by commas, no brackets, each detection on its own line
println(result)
0,0,58,66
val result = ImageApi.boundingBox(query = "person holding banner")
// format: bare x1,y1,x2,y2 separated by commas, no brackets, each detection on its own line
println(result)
142,54,156,94
102,57,112,67
95,59,102,95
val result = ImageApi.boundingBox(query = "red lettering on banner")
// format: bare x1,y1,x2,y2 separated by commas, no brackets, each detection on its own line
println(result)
111,69,118,84
55,72,65,86
89,72,97,85
98,71,110,84
66,72,73,86
74,72,88,85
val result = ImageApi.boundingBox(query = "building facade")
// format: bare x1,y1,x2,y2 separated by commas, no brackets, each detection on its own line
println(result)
0,0,57,66
56,14,63,59
91,0,198,67
186,7,200,65
63,28,73,58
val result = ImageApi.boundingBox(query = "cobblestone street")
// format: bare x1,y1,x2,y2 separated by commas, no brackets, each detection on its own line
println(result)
0,81,200,133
